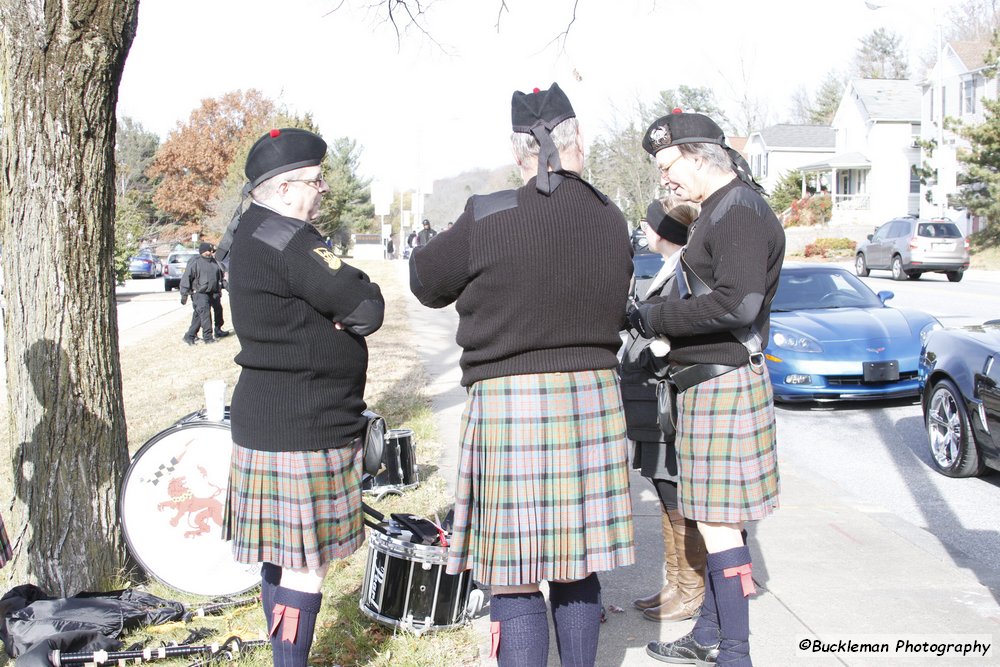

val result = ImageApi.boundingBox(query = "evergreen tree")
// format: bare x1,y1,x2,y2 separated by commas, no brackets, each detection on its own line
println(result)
854,28,910,79
317,137,375,247
810,71,846,124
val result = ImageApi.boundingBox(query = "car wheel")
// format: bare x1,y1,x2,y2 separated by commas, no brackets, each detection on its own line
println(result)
854,253,869,277
946,270,964,283
925,379,984,477
906,271,922,280
164,281,173,292
890,255,906,281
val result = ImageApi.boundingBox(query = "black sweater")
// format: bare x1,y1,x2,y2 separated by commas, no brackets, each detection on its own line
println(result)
647,179,785,367
227,203,385,451
409,175,633,386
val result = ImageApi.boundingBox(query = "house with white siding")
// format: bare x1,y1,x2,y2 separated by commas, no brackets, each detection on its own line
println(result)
799,78,922,225
920,40,996,235
743,124,834,195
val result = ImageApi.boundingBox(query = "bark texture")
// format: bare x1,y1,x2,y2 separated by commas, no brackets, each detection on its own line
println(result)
0,0,139,595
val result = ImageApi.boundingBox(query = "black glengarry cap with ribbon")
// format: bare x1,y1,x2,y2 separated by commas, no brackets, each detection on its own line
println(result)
642,109,765,195
216,128,328,269
244,128,327,190
511,83,576,195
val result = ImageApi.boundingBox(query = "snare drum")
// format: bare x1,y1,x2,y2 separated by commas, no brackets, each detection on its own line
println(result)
119,409,259,597
360,526,473,633
362,428,419,496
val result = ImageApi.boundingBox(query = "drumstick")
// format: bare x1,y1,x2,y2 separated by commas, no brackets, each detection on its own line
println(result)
364,518,388,534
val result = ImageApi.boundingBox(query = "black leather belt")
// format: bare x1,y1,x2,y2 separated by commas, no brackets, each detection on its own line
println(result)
668,362,742,393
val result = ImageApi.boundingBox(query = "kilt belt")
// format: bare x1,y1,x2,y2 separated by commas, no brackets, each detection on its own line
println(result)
669,362,742,393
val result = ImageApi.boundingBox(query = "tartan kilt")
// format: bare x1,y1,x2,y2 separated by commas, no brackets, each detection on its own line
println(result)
676,364,779,523
447,369,635,586
222,440,364,570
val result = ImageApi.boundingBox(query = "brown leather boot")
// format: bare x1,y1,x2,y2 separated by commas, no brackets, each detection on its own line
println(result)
633,510,677,610
643,509,706,621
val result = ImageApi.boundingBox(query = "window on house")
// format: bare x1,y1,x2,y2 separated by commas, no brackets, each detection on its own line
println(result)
929,89,935,121
962,78,977,114
941,85,947,118
909,165,920,194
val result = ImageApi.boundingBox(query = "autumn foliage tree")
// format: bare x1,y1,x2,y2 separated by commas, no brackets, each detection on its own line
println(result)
148,89,275,236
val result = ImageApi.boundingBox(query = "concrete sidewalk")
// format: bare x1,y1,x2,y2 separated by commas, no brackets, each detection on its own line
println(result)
395,261,1000,666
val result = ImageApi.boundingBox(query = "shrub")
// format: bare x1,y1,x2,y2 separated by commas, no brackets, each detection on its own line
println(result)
784,194,833,227
803,237,856,258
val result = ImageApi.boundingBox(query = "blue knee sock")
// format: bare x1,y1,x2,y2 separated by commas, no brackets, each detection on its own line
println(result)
692,564,720,646
708,546,753,667
260,562,282,631
270,587,322,667
548,573,602,667
490,592,548,667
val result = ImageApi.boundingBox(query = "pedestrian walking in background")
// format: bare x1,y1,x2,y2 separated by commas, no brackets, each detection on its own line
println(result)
632,111,785,667
180,242,225,345
410,82,635,667
416,218,437,246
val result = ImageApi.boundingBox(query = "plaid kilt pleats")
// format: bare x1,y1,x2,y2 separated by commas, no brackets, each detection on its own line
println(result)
447,370,635,586
676,365,779,523
223,441,364,569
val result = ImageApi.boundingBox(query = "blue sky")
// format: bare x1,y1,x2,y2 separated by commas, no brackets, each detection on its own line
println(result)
118,0,958,189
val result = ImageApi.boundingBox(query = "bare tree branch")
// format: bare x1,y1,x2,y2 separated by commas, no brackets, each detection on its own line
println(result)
543,0,580,54
495,0,509,33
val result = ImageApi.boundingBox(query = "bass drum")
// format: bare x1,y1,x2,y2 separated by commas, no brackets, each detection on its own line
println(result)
120,409,259,597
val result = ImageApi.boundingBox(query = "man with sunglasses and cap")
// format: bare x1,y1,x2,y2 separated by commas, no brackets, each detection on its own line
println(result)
219,128,385,667
630,110,784,667
409,83,635,667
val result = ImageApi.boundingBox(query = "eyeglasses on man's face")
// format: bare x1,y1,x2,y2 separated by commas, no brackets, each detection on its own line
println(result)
285,174,327,189
657,152,684,179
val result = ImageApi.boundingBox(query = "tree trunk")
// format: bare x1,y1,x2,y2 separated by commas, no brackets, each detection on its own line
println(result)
0,0,138,595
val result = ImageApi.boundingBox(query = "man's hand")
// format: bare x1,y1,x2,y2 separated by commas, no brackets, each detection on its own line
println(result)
628,303,656,339
180,294,188,305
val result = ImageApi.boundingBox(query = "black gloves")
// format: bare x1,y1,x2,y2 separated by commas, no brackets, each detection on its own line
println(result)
628,303,656,339
180,294,188,305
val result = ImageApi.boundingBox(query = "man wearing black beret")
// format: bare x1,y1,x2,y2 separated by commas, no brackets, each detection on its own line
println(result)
220,128,385,667
633,111,785,667
409,83,635,667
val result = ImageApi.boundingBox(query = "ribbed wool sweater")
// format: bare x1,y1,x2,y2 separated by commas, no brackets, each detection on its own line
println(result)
227,203,385,451
647,178,785,367
410,175,633,387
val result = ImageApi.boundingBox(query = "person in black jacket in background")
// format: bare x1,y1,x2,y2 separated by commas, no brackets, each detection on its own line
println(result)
219,128,385,667
179,242,225,345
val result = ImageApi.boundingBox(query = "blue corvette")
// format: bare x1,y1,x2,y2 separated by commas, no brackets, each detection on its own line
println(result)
765,264,941,402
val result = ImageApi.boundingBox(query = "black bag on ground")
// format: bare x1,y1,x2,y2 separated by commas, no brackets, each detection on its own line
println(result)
0,584,185,659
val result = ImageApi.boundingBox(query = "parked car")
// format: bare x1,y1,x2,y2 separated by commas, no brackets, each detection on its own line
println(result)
918,320,1000,477
766,264,940,402
128,250,162,279
854,217,970,282
163,249,199,291
632,250,665,298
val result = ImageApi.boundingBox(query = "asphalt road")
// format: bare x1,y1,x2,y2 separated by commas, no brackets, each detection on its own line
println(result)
779,261,1000,589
